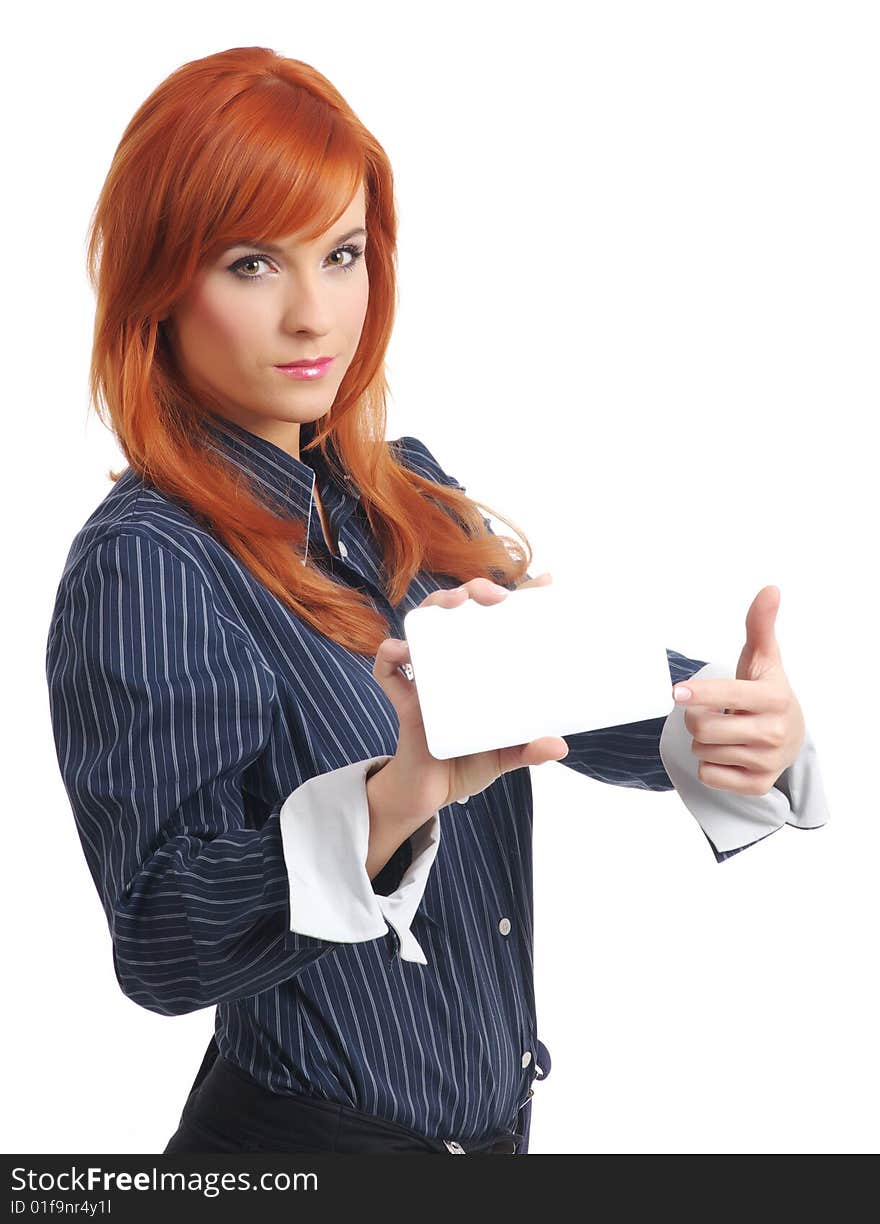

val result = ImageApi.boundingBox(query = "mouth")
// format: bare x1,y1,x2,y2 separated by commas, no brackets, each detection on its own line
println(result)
274,356,335,369
274,356,336,380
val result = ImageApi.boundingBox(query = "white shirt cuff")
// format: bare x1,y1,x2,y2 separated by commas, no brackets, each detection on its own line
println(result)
659,661,830,854
279,754,441,964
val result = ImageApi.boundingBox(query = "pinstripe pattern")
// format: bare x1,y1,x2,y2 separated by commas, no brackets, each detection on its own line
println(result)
45,414,716,1145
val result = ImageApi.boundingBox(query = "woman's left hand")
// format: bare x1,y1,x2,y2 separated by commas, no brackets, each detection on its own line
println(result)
670,585,806,796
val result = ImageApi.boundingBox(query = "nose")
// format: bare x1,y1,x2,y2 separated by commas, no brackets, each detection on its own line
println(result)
280,274,336,337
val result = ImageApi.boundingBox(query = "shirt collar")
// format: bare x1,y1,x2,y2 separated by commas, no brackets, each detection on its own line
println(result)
201,413,359,522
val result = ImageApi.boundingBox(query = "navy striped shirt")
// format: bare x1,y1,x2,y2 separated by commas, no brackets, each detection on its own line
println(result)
45,414,720,1144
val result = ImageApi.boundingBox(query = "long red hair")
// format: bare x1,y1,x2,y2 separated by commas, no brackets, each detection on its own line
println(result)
86,45,533,656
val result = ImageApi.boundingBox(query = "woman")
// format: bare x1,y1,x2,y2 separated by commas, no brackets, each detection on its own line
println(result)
45,46,799,1155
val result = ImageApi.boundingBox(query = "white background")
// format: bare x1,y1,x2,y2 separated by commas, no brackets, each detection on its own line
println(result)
4,0,877,1154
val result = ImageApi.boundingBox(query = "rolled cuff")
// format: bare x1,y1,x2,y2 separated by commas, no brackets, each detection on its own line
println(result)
659,661,830,856
279,755,441,963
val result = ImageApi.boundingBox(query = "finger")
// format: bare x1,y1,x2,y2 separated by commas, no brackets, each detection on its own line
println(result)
499,736,569,773
673,679,783,712
690,740,770,771
685,710,766,744
372,638,419,707
695,761,776,795
515,571,553,590
461,577,511,604
419,585,471,609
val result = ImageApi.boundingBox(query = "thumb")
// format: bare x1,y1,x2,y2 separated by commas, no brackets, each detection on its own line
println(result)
500,736,569,773
372,637,419,713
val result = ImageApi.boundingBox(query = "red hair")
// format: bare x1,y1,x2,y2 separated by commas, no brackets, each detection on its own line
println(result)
86,45,533,656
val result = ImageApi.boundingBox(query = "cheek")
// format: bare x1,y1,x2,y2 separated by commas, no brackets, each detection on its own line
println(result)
186,286,265,358
345,277,370,335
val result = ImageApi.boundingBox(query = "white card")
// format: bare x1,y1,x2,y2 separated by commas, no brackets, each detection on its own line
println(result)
402,580,674,761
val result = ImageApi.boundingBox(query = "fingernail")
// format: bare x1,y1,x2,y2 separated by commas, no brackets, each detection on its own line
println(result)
673,686,692,702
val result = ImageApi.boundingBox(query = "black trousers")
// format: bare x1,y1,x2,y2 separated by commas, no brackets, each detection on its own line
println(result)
163,1037,528,1155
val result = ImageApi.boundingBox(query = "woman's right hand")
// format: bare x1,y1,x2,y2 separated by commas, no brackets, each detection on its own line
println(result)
372,575,570,820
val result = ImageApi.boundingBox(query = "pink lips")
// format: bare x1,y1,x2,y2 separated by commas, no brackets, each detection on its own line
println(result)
274,357,335,380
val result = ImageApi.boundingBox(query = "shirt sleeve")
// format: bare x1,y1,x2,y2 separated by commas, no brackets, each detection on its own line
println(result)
45,533,436,1019
280,756,440,965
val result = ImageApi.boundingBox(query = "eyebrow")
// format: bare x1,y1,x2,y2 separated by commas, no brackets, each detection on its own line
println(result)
226,226,367,254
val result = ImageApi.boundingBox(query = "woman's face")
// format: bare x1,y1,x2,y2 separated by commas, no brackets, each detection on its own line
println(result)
165,182,369,458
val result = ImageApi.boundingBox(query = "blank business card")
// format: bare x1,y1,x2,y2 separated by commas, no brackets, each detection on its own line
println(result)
402,580,675,761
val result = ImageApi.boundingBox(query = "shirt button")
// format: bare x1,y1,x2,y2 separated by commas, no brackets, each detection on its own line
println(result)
338,540,348,558
521,1051,532,1068
498,918,511,936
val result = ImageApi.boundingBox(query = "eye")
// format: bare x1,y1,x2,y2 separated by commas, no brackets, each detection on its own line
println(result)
228,254,275,281
228,242,366,282
326,242,366,275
